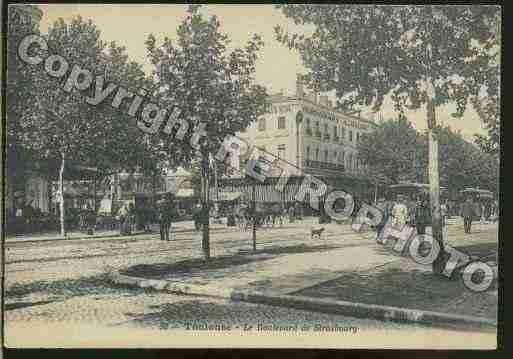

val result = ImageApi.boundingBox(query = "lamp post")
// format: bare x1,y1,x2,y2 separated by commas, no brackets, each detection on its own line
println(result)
296,111,304,173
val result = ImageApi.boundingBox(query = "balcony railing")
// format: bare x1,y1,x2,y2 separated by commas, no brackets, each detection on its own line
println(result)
305,160,345,172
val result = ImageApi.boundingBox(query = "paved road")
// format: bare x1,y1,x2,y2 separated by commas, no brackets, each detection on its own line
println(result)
3,218,498,347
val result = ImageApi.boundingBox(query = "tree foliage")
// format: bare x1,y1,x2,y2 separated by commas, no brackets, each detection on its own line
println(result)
357,118,422,184
358,118,499,195
275,5,499,119
144,5,268,164
16,17,153,176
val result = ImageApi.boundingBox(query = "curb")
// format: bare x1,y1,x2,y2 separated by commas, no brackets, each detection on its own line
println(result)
5,226,232,245
107,271,497,330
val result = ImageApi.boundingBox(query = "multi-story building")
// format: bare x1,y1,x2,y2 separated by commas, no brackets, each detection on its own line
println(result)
236,75,375,178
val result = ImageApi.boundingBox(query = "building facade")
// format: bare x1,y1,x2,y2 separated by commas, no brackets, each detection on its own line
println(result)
236,75,374,178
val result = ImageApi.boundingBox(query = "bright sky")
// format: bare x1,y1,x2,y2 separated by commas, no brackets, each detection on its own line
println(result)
37,4,488,140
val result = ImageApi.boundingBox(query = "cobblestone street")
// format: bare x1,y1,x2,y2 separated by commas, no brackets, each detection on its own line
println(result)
4,218,498,347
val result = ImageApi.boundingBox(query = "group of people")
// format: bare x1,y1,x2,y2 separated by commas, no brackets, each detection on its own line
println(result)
375,194,447,236
116,194,178,241
374,194,490,237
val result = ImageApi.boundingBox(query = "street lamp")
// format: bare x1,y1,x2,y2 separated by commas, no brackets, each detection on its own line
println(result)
296,110,304,172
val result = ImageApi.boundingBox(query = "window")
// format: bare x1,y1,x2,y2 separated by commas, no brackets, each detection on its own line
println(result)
315,148,319,161
324,123,328,133
277,116,286,129
348,153,353,169
324,149,329,162
278,144,286,159
333,125,337,138
333,151,337,162
306,146,310,160
349,130,353,142
341,151,345,164
258,118,266,131
341,127,346,140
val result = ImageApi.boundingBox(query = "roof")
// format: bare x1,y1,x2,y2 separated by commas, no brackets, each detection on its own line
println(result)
266,94,375,125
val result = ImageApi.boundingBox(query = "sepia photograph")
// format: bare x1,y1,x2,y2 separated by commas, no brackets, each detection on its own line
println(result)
2,3,501,349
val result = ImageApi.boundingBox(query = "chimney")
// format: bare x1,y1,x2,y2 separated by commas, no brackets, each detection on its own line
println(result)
296,74,304,98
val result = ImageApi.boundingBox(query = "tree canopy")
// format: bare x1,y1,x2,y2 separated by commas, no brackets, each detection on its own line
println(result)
358,118,499,195
275,5,499,120
144,5,268,165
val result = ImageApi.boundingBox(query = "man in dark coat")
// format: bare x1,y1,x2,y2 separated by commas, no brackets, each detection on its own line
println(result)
460,197,476,234
159,194,178,241
415,198,431,235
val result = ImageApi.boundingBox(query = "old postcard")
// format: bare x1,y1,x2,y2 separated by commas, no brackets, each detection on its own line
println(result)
3,3,500,349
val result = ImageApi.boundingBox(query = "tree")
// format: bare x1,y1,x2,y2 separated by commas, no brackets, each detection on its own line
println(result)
358,117,423,185
17,17,149,236
275,5,499,274
6,5,44,222
145,5,267,259
359,119,499,199
473,9,500,158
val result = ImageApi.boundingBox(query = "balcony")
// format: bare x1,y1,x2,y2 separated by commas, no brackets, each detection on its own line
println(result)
305,160,345,172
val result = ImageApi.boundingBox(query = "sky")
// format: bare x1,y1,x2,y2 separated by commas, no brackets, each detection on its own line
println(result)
36,4,489,140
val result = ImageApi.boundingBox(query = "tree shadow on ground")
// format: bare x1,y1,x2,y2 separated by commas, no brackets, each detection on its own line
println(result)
5,300,55,311
120,244,339,279
293,264,497,320
5,275,146,301
116,298,370,331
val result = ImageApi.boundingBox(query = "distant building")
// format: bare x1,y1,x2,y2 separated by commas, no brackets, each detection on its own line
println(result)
235,75,375,178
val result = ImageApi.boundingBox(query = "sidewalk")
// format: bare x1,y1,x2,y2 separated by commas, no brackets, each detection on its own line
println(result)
113,224,498,325
5,220,231,244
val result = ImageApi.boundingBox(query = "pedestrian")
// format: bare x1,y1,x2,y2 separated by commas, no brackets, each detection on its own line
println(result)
460,197,475,234
391,195,408,231
117,203,130,235
128,203,136,233
415,197,430,235
192,203,201,231
375,197,388,235
288,206,295,223
406,196,417,226
159,194,178,241
295,202,303,221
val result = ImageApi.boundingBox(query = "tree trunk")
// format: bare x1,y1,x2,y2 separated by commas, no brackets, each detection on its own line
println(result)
93,176,97,213
252,180,256,252
426,83,445,275
59,152,66,237
201,153,211,259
